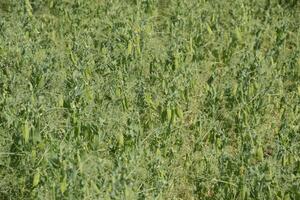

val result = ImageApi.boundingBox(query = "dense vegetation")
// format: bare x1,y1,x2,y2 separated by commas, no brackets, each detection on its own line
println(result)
0,0,299,199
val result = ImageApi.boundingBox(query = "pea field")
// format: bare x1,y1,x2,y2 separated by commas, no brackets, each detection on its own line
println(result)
0,0,300,199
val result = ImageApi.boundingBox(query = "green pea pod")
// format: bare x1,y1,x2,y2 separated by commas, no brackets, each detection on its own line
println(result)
23,120,30,143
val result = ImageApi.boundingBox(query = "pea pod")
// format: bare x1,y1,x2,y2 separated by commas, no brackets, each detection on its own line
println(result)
22,120,30,143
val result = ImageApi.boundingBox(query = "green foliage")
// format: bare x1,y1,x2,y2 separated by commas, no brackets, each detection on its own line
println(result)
0,0,299,199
